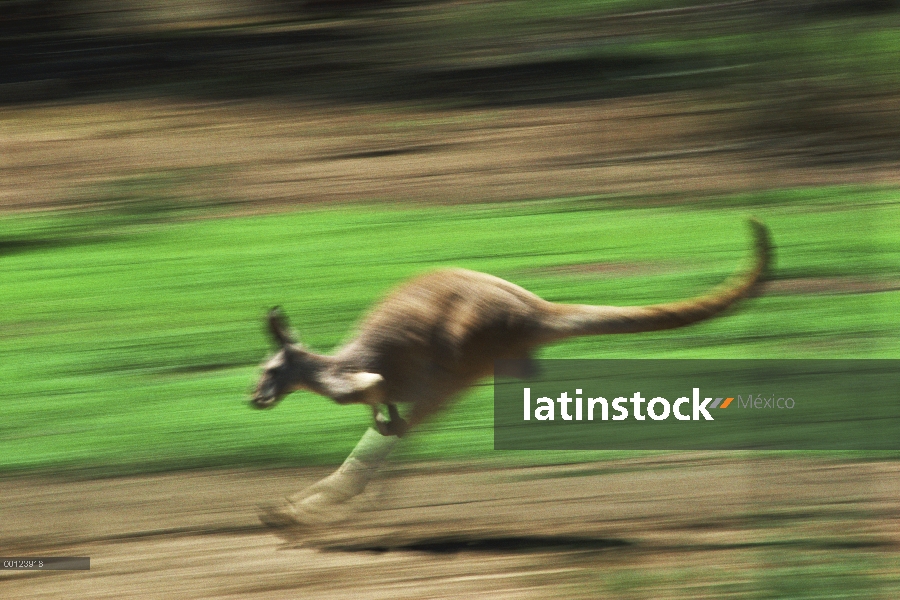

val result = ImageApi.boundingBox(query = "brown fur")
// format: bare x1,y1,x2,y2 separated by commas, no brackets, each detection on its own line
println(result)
252,219,772,436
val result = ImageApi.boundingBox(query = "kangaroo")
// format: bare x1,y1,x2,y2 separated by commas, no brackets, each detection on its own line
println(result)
252,219,771,437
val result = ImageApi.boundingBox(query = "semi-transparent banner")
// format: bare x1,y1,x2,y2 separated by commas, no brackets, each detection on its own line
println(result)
493,360,900,450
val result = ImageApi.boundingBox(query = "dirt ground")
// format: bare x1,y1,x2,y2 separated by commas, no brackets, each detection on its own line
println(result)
3,96,900,213
2,456,899,598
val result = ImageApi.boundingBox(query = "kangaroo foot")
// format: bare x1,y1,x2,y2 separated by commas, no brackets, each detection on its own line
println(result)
258,500,306,531
374,411,408,437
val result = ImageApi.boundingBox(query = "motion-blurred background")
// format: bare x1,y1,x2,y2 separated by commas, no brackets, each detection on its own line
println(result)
2,1,899,597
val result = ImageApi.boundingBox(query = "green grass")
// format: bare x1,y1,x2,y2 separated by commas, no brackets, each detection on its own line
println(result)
427,0,900,94
0,187,897,475
587,552,900,599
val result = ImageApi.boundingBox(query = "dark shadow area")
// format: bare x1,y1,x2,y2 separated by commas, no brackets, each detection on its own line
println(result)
1,24,716,106
320,534,893,555
0,235,114,257
328,143,447,160
1,25,372,101
367,55,718,107
802,0,900,16
0,238,63,256
2,1,850,108
323,534,633,554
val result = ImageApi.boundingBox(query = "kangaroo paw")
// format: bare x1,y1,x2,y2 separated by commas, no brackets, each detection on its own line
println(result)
258,501,305,531
374,412,407,437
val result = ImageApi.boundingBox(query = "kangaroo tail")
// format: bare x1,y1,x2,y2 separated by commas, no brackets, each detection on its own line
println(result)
542,218,772,339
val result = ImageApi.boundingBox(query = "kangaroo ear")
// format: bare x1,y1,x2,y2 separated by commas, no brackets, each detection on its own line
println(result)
267,307,297,347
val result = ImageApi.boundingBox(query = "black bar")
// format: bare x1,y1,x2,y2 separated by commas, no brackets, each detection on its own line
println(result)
1,557,90,570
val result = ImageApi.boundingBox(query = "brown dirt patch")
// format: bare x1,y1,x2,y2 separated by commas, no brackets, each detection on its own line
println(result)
3,457,899,598
767,277,900,295
522,260,681,278
3,96,900,214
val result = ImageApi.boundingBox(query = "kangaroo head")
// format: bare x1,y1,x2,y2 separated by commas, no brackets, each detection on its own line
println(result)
251,308,321,409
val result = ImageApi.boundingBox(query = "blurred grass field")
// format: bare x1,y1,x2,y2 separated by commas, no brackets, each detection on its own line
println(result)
0,186,897,475
4,3,900,598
